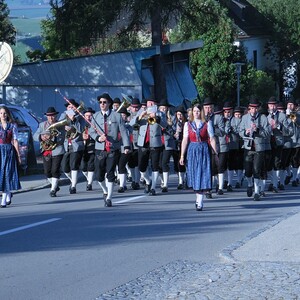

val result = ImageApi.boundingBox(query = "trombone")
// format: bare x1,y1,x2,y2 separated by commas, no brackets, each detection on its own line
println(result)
116,93,132,113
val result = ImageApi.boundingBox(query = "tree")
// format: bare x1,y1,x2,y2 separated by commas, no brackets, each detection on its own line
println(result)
0,0,16,45
41,0,190,100
170,0,245,103
249,0,300,98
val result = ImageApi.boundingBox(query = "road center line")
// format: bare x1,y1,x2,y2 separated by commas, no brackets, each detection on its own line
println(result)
115,195,146,204
0,218,61,236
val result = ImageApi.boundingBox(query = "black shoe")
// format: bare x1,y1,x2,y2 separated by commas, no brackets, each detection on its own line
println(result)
104,198,112,207
50,190,57,197
227,185,233,192
161,186,168,193
69,187,76,194
205,191,212,199
131,182,140,190
292,180,298,187
215,184,219,193
118,187,125,193
177,184,184,190
253,193,260,201
144,182,151,194
224,180,228,189
259,191,266,197
247,186,253,197
284,175,292,185
149,189,156,196
235,182,241,189
217,189,224,195
267,183,273,192
1,204,6,208
86,184,92,191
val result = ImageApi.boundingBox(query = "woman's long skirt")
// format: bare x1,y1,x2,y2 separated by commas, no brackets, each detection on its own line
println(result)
0,144,21,192
186,142,211,191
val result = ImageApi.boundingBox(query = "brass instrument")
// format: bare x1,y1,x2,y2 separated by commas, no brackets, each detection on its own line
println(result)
40,120,67,151
116,93,132,113
148,116,156,125
290,112,297,122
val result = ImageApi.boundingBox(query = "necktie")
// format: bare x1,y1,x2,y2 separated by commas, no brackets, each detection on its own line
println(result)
104,114,111,152
145,124,150,145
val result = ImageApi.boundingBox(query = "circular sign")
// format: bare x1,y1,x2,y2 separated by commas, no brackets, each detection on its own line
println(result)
0,42,13,84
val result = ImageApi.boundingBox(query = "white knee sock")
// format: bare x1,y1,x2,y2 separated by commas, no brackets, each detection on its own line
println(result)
163,172,169,188
119,173,126,188
254,178,260,194
106,181,114,200
196,193,204,207
151,171,159,190
178,172,185,185
218,173,224,190
87,172,94,185
51,178,59,191
71,170,78,188
1,193,7,206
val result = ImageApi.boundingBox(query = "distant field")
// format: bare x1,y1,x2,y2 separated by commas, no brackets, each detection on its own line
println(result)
11,18,42,36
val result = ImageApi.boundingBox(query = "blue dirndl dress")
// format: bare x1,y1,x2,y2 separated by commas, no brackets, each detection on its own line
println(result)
0,123,21,192
186,121,211,191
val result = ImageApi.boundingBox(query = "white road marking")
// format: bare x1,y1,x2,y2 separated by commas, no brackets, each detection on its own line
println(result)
115,195,146,204
0,218,61,236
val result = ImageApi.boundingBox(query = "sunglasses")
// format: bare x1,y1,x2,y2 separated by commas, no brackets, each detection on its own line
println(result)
99,101,107,104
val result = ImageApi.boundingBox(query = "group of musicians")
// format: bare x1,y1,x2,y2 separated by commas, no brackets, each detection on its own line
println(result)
33,93,300,208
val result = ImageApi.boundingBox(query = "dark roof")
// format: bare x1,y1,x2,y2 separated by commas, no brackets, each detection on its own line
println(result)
224,0,272,37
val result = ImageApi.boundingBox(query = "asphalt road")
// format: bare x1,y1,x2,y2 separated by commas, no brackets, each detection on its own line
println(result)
0,178,299,300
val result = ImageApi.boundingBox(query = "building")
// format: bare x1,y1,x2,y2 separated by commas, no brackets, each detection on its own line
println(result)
1,41,202,117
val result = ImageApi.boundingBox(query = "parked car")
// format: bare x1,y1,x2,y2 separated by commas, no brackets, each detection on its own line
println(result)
0,104,40,172
0,104,41,156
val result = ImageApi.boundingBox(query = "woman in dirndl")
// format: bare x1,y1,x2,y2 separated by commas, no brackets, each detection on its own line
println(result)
0,106,21,207
179,103,218,211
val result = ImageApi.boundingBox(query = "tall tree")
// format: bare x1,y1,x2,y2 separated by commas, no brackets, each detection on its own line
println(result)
249,0,300,98
170,0,243,103
0,0,16,45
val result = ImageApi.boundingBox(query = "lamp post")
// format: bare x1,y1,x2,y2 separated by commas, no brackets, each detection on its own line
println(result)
234,62,245,107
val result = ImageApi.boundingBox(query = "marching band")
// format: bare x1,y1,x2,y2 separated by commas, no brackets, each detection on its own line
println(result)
32,92,300,210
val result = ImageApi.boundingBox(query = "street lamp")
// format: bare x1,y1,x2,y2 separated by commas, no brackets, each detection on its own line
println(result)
234,62,245,107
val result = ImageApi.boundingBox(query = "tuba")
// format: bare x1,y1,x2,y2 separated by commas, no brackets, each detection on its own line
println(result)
40,120,68,151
